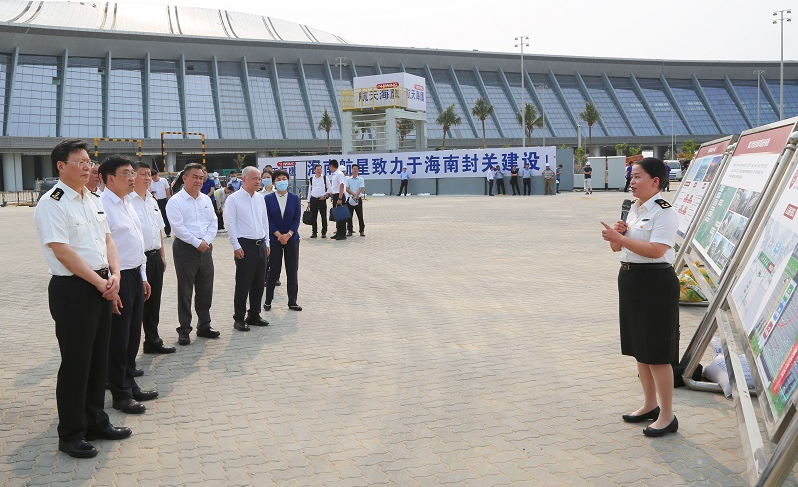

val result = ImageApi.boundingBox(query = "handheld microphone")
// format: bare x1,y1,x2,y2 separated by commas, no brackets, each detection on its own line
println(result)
621,199,632,222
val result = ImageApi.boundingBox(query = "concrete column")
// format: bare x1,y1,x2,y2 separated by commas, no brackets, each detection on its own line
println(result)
342,111,353,154
2,153,23,191
385,109,398,151
21,155,36,189
166,152,177,172
41,157,54,179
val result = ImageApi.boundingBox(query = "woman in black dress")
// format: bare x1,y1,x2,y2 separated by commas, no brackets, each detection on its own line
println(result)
601,158,680,437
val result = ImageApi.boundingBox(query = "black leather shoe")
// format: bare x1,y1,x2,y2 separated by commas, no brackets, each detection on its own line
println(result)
143,342,176,354
132,389,159,402
310,234,317,238
246,316,269,327
178,332,190,346
112,398,146,414
59,439,97,458
321,234,327,238
196,328,220,339
234,320,250,332
347,231,354,236
84,425,132,441
333,235,347,240
360,231,365,237
622,406,660,423
133,368,144,377
288,304,303,311
263,303,271,311
643,416,678,437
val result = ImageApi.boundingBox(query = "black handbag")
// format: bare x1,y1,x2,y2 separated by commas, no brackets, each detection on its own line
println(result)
302,205,313,226
329,207,335,221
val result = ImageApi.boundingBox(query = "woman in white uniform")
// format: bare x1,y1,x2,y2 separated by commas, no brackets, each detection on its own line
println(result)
601,157,680,438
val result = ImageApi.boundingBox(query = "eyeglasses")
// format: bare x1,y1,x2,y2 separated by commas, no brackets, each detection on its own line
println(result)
63,160,96,168
112,172,136,178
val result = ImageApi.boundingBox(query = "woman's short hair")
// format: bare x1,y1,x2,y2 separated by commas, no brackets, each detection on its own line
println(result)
636,157,667,190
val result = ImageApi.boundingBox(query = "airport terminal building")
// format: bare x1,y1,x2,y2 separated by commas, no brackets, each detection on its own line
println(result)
0,1,796,190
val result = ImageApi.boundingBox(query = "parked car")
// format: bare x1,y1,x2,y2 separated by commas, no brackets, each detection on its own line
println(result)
665,160,682,181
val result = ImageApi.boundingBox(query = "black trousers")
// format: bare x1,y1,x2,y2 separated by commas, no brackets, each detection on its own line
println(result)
510,177,520,195
523,178,531,195
488,180,494,195
331,194,347,237
310,196,328,236
234,238,267,321
624,178,631,192
347,202,365,233
49,275,111,442
214,201,225,230
496,179,506,194
157,198,171,236
398,179,408,195
108,268,144,401
143,250,165,347
266,239,299,306
173,238,214,334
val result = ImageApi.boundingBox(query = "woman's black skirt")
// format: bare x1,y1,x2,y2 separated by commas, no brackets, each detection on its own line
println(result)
618,265,680,365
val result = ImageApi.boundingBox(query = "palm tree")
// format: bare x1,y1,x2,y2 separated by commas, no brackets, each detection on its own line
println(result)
436,104,462,149
397,119,415,149
579,102,601,156
471,97,494,148
317,109,334,154
515,102,544,143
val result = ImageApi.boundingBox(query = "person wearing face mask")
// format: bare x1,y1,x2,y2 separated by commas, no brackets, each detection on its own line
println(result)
228,171,242,192
260,169,274,194
601,158,679,438
263,170,302,312
308,164,328,238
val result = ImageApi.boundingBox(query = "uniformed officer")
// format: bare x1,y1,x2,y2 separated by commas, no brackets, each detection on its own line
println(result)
99,155,160,414
601,157,680,438
34,139,131,459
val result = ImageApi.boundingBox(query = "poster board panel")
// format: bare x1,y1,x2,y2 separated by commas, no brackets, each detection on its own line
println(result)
691,123,797,276
672,136,734,238
726,119,798,431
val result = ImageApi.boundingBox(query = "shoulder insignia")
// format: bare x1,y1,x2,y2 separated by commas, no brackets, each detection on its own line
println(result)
90,191,100,197
50,188,64,201
655,199,671,209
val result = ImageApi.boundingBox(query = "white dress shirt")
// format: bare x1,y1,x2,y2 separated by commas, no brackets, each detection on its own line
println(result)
100,190,147,280
620,193,678,264
131,190,165,252
165,189,218,248
225,188,270,250
328,170,346,196
309,175,328,198
34,181,110,276
149,178,170,199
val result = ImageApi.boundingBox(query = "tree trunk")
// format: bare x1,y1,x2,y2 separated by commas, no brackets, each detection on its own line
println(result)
442,126,448,149
482,119,486,149
588,125,593,156
326,131,330,154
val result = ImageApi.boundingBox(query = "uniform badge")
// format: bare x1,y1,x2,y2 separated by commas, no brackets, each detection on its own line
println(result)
655,199,671,209
50,188,64,201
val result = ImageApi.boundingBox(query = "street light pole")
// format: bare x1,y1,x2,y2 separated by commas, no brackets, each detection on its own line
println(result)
334,56,347,150
753,70,765,126
773,9,792,120
514,36,529,147
538,85,547,147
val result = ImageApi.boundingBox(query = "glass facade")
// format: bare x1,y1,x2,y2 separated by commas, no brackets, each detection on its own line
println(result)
217,61,251,139
0,49,791,143
184,61,218,138
9,55,59,137
698,80,749,134
62,57,104,137
108,59,144,138
149,60,183,137
248,62,282,139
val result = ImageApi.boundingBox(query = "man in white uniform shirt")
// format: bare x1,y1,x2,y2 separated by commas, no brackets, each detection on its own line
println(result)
166,163,220,345
99,155,159,415
225,166,271,331
308,163,328,238
149,168,171,237
327,159,348,240
34,139,130,459
132,162,175,355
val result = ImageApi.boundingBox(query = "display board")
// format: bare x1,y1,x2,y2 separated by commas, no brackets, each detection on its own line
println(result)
730,152,798,426
672,137,733,238
692,123,796,276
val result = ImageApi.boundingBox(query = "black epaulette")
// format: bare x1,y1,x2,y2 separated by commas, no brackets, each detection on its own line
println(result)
90,191,100,197
655,199,671,209
50,188,64,201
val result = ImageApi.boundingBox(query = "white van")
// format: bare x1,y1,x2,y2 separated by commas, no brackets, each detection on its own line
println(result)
665,160,682,181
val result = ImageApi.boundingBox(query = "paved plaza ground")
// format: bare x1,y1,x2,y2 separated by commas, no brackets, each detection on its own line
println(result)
1,188,796,486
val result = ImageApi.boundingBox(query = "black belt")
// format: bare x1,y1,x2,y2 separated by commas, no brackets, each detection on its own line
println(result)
240,237,266,246
121,265,142,273
145,249,159,257
620,262,672,271
95,267,109,279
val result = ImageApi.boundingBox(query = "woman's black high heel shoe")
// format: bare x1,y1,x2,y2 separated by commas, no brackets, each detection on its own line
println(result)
622,406,660,423
643,416,678,437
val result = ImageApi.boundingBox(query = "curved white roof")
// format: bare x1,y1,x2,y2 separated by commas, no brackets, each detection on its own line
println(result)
0,1,349,43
